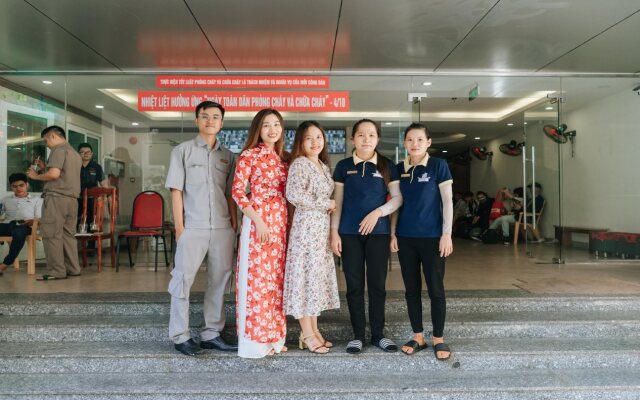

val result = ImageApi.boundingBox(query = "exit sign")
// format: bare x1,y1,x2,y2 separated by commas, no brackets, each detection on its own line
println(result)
469,84,479,101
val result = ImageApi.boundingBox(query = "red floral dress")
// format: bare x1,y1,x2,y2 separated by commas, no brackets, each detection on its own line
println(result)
232,143,288,344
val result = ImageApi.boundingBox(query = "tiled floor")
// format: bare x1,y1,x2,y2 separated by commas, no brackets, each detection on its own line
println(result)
1,239,639,294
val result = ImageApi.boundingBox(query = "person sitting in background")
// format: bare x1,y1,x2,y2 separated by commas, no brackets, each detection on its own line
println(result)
485,187,523,245
453,192,468,225
464,191,478,218
0,173,43,275
469,191,492,240
453,191,476,238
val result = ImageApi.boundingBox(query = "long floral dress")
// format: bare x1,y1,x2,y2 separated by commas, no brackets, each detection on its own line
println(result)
232,143,288,358
283,157,340,319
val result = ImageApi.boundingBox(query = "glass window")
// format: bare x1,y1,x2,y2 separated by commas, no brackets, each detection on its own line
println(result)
6,111,47,192
68,130,85,154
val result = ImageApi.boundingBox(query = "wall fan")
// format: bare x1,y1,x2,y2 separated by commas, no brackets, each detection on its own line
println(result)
543,124,577,156
499,140,524,156
543,124,576,144
471,147,492,161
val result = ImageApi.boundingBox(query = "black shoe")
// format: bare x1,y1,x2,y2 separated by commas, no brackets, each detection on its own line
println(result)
174,339,204,356
200,336,238,352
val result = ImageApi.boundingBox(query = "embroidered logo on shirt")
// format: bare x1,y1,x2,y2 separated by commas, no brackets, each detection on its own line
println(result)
220,159,229,164
417,172,431,183
372,171,383,178
346,170,358,175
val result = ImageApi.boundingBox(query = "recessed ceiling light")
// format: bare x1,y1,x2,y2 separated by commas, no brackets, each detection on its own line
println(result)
545,106,554,110
131,122,139,126
384,122,393,126
524,122,528,125
422,81,432,86
442,150,448,153
42,80,53,85
507,123,514,126
95,105,104,109
474,137,481,140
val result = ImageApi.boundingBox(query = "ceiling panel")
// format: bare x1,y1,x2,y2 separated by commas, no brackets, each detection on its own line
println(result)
540,11,640,73
0,0,118,71
186,0,341,70
333,0,497,70
26,0,223,71
437,0,640,73
0,62,15,71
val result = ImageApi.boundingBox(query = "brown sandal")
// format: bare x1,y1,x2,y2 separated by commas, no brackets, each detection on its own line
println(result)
299,334,329,354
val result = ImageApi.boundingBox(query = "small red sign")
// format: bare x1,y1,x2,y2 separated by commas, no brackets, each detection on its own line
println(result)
138,91,349,112
156,75,330,89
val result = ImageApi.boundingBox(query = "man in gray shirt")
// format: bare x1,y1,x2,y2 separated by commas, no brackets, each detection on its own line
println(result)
165,101,238,356
27,125,82,280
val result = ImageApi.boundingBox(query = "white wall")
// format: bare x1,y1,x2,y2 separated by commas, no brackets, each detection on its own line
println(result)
562,89,640,233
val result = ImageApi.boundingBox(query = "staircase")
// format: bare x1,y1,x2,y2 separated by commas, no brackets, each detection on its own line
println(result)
1,291,640,399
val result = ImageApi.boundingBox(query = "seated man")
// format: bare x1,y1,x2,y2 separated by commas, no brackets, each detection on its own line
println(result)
486,187,523,245
486,184,545,245
0,173,43,275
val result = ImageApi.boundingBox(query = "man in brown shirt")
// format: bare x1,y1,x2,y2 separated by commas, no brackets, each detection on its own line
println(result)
27,125,82,280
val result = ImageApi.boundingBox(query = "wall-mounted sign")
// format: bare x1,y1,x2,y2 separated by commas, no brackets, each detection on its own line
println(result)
138,91,350,112
156,75,330,89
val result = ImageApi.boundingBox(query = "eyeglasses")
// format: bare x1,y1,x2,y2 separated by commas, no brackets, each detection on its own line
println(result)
199,114,222,122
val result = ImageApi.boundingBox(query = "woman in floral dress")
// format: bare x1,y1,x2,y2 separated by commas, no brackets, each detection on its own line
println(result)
283,120,340,354
232,109,289,358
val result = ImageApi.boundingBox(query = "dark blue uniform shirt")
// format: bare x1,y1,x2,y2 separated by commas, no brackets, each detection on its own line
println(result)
333,154,399,235
396,156,453,238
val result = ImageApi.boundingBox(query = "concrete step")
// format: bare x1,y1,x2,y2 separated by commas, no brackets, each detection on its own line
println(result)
1,338,639,374
2,310,640,342
2,369,640,399
3,291,640,316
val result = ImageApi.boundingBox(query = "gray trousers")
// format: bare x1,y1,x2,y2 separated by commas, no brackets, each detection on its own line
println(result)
40,194,81,277
168,227,235,344
489,214,516,237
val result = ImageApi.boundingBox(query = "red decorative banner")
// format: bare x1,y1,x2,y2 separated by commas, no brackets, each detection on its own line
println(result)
138,91,349,112
156,75,330,89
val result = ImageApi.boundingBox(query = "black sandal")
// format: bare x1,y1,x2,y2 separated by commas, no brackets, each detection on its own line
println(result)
401,339,427,355
433,342,451,361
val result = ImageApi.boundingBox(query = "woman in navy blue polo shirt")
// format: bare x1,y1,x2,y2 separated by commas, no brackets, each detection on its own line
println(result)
391,122,454,361
331,118,402,354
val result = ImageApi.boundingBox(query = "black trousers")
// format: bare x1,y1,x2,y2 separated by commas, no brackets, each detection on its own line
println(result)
397,236,446,338
0,222,32,265
340,234,390,343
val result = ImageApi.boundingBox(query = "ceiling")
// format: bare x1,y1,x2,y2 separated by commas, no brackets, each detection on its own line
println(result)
1,0,639,154
1,0,639,74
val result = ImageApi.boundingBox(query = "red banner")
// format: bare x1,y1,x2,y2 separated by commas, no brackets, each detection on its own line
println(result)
138,91,349,112
156,75,330,89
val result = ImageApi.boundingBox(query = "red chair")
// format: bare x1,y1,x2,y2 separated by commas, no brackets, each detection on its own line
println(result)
76,187,117,272
116,191,169,272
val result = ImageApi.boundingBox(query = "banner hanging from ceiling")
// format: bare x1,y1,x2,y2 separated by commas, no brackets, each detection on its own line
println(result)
156,75,330,89
138,91,350,112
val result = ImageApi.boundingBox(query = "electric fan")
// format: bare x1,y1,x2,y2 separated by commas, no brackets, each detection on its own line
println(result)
471,147,492,161
499,140,524,156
